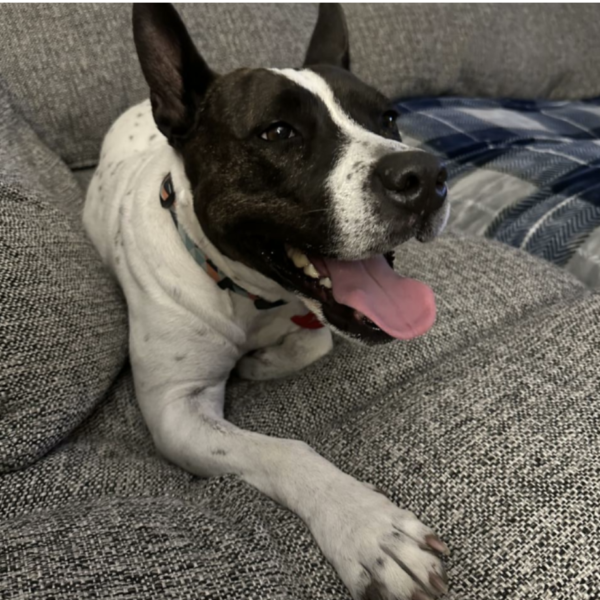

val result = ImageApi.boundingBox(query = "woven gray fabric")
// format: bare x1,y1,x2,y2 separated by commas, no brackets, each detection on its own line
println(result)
0,79,128,473
72,168,96,196
0,3,317,169
2,4,600,169
346,4,600,101
1,230,599,598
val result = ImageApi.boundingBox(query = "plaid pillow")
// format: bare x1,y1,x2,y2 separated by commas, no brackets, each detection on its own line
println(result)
395,97,600,290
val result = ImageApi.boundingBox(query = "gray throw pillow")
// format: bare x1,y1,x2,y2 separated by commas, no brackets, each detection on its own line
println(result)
0,81,128,473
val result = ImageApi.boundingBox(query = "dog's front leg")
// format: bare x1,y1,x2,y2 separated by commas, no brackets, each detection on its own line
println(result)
144,380,449,600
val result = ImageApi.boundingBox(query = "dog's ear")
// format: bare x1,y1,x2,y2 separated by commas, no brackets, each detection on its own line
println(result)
133,3,216,145
304,3,350,70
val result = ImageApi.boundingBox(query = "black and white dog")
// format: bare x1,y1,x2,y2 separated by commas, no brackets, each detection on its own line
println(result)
84,4,450,599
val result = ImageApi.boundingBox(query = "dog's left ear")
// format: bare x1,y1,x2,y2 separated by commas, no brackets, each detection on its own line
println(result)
133,3,217,146
304,3,350,70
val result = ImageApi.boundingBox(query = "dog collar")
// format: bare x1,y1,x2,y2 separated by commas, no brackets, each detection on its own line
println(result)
159,173,323,329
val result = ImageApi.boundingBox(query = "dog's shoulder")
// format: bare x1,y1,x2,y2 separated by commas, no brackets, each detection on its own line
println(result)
102,99,165,165
83,102,170,270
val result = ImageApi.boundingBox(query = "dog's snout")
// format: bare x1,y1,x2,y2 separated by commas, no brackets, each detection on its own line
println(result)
375,151,447,215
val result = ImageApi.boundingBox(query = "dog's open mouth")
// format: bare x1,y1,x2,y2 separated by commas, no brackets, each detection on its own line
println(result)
272,244,436,343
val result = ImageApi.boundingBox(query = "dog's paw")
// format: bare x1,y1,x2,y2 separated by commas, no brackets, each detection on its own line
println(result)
236,348,289,380
312,478,449,600
236,327,333,380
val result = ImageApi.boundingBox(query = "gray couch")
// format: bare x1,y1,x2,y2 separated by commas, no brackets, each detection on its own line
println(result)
1,4,599,599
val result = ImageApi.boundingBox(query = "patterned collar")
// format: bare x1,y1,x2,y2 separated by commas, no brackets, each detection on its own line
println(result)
159,173,323,329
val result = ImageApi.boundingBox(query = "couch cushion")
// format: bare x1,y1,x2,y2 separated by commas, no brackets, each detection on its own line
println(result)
1,235,598,599
0,80,128,473
2,4,600,169
346,4,600,101
396,96,600,290
0,3,317,169
71,168,96,195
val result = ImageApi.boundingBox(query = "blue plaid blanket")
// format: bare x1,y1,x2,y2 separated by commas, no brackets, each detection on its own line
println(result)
395,97,600,290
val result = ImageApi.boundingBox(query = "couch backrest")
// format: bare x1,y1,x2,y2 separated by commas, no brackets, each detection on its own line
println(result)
1,3,599,169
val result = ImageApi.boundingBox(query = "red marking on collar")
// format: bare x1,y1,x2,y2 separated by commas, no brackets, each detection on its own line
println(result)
291,312,324,329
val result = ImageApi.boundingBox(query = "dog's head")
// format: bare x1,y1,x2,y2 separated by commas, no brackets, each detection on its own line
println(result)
133,3,449,344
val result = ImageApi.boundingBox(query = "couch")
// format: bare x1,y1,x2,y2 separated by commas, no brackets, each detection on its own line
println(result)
1,4,599,599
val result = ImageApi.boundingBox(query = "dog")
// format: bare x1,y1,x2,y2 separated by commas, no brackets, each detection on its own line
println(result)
84,3,451,599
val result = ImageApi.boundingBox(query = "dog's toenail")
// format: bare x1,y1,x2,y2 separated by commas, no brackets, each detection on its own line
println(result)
412,591,433,600
425,534,450,556
429,573,448,594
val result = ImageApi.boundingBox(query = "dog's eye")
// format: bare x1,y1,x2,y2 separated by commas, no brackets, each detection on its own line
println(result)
260,122,297,142
382,110,399,131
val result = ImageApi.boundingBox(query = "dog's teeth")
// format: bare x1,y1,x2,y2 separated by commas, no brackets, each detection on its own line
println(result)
286,246,319,277
292,251,310,269
303,263,319,278
320,277,332,289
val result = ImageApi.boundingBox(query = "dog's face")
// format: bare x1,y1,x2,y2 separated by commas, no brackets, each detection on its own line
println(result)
134,3,449,344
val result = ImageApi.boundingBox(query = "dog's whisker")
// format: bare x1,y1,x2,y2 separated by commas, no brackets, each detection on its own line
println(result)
299,208,329,216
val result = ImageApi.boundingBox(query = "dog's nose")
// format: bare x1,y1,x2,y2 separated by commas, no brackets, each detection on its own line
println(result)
374,151,447,215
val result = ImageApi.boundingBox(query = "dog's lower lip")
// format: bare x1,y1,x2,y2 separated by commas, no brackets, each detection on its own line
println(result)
352,309,372,324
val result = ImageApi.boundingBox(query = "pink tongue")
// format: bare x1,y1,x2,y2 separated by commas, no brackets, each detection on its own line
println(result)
320,255,436,340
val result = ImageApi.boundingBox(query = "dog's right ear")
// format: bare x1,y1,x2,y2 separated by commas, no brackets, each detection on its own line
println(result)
133,3,216,146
